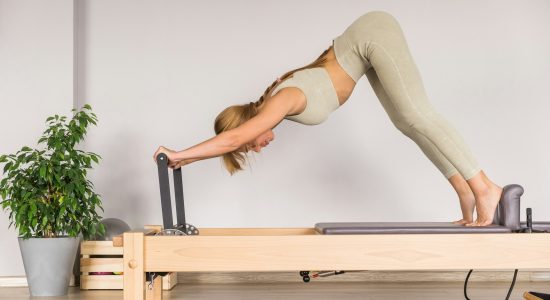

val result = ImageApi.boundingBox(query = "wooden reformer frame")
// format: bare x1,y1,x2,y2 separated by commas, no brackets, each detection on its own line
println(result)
115,154,550,300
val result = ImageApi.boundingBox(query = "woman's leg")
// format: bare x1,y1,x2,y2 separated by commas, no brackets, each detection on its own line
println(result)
366,68,476,223
358,11,502,225
448,174,476,224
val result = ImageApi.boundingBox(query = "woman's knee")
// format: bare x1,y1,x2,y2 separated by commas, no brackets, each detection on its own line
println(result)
390,118,413,136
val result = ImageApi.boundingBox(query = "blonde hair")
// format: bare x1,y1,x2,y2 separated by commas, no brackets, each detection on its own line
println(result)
214,46,333,175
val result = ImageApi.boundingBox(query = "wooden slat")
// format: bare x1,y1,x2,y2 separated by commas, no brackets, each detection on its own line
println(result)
79,273,176,290
81,241,122,255
80,275,122,290
80,258,123,272
198,228,317,236
142,233,550,272
113,228,159,247
81,255,90,276
144,225,163,233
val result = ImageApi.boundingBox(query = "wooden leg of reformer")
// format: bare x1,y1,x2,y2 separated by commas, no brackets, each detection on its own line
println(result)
124,232,145,300
145,275,163,300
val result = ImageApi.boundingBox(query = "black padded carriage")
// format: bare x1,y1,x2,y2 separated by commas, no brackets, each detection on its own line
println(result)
316,184,550,234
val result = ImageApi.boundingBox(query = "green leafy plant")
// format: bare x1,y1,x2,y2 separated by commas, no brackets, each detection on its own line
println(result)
0,104,105,239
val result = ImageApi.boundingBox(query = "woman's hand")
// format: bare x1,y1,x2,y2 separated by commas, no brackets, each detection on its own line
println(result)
153,146,187,169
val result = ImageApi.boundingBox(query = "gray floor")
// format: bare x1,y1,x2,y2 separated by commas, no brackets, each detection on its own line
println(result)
1,282,550,300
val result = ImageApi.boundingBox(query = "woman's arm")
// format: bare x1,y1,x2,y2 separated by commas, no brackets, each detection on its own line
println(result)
154,89,300,167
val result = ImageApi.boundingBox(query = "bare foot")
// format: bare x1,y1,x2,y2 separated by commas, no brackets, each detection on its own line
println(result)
466,184,503,226
453,194,475,226
453,219,472,225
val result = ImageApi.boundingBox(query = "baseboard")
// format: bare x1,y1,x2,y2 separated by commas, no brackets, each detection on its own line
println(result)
3,271,549,287
0,277,27,287
0,275,75,287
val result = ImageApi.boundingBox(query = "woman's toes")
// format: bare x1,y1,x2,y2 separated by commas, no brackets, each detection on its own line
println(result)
465,219,493,227
453,219,470,225
465,220,481,227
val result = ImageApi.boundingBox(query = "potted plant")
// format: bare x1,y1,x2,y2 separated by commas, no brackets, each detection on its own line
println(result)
0,104,105,296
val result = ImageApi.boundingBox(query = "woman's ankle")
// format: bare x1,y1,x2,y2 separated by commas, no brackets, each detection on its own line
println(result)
466,172,493,199
458,191,475,201
478,170,502,191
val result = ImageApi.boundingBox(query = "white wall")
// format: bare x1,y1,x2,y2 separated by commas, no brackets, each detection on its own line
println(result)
1,0,549,276
0,0,75,276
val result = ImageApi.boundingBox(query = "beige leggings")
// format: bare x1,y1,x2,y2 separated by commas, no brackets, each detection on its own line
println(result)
333,11,481,180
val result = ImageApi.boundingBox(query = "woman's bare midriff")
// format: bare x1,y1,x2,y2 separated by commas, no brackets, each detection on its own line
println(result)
323,45,357,106
266,45,357,111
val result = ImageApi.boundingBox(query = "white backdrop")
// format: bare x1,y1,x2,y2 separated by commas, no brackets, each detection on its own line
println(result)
0,0,74,278
1,0,549,276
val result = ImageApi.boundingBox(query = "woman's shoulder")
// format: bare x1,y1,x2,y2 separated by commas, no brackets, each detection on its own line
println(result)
266,85,306,117
270,74,295,97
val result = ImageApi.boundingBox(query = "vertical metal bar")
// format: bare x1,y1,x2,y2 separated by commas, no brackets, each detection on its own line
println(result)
173,167,186,226
156,153,173,229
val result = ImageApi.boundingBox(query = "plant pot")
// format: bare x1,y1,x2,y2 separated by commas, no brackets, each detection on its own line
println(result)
18,236,80,296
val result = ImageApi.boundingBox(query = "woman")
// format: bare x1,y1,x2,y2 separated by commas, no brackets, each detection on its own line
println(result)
153,10,503,227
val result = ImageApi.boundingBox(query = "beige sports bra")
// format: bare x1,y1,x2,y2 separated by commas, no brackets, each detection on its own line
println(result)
270,67,340,125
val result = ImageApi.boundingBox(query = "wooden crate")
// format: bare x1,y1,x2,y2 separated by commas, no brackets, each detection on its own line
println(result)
80,240,177,290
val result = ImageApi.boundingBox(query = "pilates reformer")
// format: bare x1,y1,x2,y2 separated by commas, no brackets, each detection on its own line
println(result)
119,153,550,300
